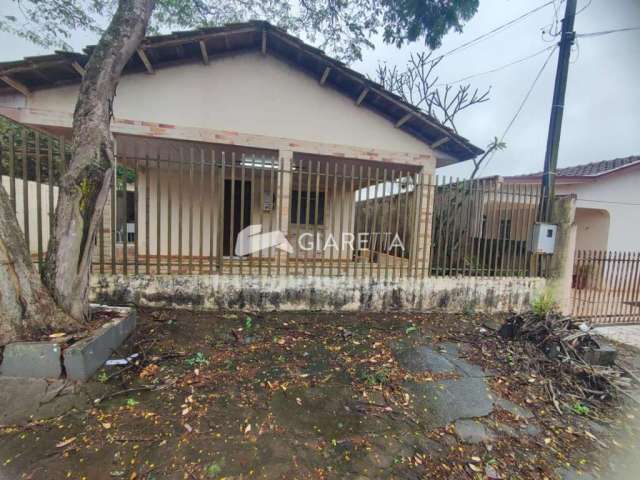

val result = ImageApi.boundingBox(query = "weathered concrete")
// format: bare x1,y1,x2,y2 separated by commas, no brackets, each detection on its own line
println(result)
0,306,136,381
0,342,63,379
548,194,577,315
63,307,136,381
0,377,87,425
91,274,546,313
453,419,495,444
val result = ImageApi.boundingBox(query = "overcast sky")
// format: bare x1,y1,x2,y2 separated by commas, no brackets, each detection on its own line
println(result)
1,0,638,178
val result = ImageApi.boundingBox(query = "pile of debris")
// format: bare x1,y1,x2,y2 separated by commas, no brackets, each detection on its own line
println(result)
497,312,638,411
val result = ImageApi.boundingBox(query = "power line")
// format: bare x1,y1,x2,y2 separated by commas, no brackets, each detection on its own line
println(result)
577,27,640,38
429,1,555,64
477,46,558,177
438,45,555,86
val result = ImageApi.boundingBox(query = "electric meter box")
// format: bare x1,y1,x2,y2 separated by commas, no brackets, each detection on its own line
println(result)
529,222,557,254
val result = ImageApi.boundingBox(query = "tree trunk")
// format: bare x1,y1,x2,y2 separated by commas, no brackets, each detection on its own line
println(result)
42,0,155,322
0,187,82,345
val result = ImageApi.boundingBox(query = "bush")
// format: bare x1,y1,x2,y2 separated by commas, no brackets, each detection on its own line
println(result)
531,290,557,318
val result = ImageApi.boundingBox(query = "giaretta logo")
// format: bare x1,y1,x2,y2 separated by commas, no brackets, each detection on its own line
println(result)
234,225,294,256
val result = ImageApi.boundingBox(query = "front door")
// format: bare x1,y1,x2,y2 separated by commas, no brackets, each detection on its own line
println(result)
223,179,252,256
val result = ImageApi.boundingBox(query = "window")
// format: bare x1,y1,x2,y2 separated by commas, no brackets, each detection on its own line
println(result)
291,190,325,225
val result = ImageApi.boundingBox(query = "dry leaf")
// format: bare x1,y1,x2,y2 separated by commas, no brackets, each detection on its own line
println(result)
56,437,76,448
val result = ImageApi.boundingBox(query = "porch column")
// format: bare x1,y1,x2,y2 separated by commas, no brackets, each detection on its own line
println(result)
412,166,434,278
276,150,293,269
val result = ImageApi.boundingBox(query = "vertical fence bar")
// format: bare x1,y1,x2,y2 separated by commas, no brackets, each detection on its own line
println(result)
337,161,346,277
277,155,286,276
322,160,330,276
35,133,43,268
144,153,151,275
21,129,30,254
294,158,302,275
188,149,194,274
98,144,105,274
268,155,275,276
209,150,216,274
258,156,265,275
133,156,140,275
8,132,16,212
377,167,387,281
218,152,226,274
122,155,129,275
311,160,320,276
111,160,116,274
177,149,184,273
199,149,205,274
156,154,161,274
371,167,381,278
421,174,433,279
166,156,173,274
239,154,247,275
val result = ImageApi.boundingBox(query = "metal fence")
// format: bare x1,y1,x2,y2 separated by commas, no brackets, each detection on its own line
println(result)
572,250,640,325
1,117,551,280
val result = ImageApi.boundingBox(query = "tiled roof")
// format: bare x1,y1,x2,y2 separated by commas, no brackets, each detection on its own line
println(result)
512,156,640,178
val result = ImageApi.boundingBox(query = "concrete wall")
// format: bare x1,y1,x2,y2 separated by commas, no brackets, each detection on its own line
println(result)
574,207,610,251
91,274,546,313
18,52,435,161
556,166,640,252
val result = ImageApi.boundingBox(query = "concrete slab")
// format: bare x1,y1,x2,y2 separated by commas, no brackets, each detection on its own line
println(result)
453,419,495,444
405,377,494,429
63,307,136,381
0,342,62,379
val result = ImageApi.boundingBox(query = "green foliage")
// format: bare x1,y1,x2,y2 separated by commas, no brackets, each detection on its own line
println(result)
244,315,253,330
1,0,479,63
531,289,557,318
205,461,223,477
361,367,391,386
116,165,136,191
405,324,417,334
185,351,209,367
97,370,109,383
125,397,139,407
571,402,590,416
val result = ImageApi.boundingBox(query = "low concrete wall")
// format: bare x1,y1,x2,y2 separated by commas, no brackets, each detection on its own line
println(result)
90,275,546,313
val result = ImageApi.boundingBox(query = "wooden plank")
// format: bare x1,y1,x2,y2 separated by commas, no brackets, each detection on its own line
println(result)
261,29,267,55
0,75,30,96
395,113,412,128
355,88,369,106
71,61,86,77
199,41,209,65
137,48,154,74
320,66,331,85
430,137,450,149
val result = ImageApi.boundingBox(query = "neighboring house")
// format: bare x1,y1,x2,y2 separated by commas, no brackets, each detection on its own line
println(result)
502,156,640,253
0,21,480,269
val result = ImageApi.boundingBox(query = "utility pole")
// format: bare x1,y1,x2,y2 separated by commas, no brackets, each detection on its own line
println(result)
541,0,577,221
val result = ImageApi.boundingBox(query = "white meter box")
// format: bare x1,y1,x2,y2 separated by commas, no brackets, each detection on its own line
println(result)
529,222,557,254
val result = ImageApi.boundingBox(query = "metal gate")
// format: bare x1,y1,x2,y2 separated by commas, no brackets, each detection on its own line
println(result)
571,250,640,325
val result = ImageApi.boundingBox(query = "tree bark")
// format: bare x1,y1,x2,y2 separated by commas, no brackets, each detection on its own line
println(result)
42,0,155,322
0,187,82,345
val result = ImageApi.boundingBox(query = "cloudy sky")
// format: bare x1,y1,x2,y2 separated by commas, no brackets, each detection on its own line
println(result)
1,0,638,178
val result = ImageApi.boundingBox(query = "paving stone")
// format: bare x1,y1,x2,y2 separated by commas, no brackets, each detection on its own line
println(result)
0,342,62,379
453,419,495,444
495,397,534,419
521,423,542,436
405,377,494,429
395,345,457,374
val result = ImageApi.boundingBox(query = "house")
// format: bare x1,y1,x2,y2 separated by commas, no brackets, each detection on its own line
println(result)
502,156,640,253
0,21,482,276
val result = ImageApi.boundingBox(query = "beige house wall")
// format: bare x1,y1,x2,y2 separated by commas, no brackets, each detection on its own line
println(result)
573,208,609,251
18,52,435,163
1,175,58,255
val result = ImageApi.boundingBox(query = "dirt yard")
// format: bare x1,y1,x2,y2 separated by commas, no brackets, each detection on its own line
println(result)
1,310,639,479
